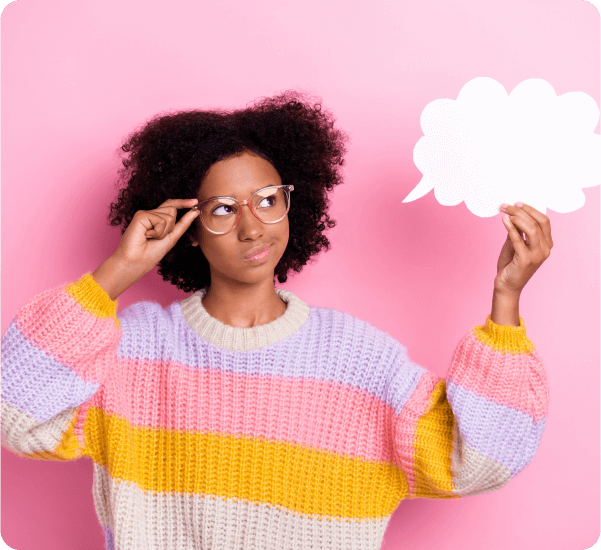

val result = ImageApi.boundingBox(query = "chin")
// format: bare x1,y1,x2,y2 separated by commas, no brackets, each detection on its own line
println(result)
215,263,277,286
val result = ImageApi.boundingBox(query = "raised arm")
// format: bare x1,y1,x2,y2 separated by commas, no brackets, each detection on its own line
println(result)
1,197,199,460
1,274,121,460
390,315,548,499
390,201,552,498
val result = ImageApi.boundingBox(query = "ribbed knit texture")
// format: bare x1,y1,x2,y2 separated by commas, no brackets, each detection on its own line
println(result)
1,273,549,550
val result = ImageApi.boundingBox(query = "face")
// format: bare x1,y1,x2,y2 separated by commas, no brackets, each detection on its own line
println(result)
190,151,289,287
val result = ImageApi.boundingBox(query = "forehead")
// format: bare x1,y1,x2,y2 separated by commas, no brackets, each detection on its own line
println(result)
198,151,281,199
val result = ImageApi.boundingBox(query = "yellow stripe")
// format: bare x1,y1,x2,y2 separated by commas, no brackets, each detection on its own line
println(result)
473,315,533,355
83,407,407,519
412,380,459,499
66,273,120,327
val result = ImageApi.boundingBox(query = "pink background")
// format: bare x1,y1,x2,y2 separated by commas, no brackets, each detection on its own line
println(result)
1,0,599,549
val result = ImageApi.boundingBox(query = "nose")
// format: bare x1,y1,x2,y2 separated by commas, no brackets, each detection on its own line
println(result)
236,201,264,240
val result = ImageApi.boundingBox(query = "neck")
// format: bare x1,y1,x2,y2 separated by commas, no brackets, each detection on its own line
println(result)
201,274,286,328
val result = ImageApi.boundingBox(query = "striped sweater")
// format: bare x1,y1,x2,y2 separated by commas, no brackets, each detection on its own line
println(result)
1,273,549,550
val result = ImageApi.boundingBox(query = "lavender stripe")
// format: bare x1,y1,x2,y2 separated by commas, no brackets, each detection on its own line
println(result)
103,526,115,550
447,381,547,476
1,321,100,423
116,302,417,406
388,365,425,415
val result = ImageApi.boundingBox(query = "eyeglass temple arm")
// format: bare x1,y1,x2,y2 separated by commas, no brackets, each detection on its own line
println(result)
191,185,293,210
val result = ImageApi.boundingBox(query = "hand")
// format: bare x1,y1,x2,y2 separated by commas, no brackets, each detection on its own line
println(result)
495,202,553,297
93,198,199,300
114,198,199,272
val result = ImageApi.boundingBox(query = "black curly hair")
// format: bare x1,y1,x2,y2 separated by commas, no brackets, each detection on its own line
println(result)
108,91,348,293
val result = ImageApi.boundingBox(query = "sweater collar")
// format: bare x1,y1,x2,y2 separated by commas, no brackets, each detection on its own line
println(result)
179,288,311,351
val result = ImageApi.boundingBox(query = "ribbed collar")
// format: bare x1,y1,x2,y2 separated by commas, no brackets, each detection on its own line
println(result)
179,288,311,351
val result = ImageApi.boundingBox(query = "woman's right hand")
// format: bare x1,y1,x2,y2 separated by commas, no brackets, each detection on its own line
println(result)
92,198,200,300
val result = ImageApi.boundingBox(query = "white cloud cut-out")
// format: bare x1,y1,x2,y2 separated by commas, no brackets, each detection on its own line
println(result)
404,77,600,217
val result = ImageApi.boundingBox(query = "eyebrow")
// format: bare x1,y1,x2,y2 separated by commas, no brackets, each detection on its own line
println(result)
199,184,281,202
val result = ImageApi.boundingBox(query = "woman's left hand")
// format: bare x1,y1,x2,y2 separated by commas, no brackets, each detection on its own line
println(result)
494,202,554,296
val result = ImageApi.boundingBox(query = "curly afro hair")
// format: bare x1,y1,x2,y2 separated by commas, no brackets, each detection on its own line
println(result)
108,91,348,293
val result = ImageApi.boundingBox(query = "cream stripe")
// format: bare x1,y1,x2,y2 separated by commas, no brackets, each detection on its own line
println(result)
450,422,512,496
92,463,391,550
180,288,310,351
1,400,78,457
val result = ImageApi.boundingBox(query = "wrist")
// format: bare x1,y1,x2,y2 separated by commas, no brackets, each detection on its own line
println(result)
92,255,143,301
491,289,521,326
493,283,522,299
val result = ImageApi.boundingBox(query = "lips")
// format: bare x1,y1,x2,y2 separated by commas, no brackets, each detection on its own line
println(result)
243,244,271,261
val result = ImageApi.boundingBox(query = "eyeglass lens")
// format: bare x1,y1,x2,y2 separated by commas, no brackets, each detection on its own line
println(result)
199,187,290,234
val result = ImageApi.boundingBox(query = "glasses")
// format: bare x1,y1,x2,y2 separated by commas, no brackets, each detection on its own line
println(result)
192,185,294,235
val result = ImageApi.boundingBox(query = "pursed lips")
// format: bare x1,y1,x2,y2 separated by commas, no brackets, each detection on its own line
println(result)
242,244,271,261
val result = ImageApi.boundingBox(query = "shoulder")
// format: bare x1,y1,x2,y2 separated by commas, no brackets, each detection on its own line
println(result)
117,300,181,334
308,306,431,409
117,298,182,325
307,304,409,357
115,299,188,357
304,305,426,401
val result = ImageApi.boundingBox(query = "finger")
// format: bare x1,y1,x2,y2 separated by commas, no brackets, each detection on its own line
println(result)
145,218,168,239
167,209,200,244
150,200,198,234
157,198,199,210
502,214,530,258
135,212,169,237
501,205,541,249
514,202,553,250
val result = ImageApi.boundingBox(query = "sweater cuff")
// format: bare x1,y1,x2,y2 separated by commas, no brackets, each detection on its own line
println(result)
65,273,119,322
472,314,534,355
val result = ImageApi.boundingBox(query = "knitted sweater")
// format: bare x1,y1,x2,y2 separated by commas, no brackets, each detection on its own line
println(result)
1,273,549,550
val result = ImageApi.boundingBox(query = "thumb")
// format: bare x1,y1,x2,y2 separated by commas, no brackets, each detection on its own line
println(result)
168,209,200,244
497,234,515,273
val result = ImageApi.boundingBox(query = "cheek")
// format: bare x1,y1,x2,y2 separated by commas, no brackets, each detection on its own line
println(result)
198,218,290,270
274,220,289,259
197,227,226,266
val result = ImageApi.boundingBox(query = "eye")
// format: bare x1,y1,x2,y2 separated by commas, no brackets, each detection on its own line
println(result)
258,195,277,209
213,204,235,216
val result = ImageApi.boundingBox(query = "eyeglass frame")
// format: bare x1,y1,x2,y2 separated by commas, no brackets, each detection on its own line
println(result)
191,184,294,235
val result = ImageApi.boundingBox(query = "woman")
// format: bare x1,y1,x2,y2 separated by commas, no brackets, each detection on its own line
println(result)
1,91,551,550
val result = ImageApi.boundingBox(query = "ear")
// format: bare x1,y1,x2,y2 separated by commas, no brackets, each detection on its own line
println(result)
187,232,199,247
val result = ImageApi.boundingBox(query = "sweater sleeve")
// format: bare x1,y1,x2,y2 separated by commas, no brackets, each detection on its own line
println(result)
1,273,121,461
390,315,549,499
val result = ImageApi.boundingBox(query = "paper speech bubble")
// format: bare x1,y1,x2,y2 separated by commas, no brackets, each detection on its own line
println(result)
404,77,600,217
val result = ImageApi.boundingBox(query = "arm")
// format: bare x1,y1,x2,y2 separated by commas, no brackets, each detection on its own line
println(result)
391,202,552,498
1,274,121,460
391,313,548,499
490,290,520,327
1,198,200,460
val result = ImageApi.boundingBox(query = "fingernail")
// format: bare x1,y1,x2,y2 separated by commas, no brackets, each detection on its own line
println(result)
503,214,510,222
516,202,523,208
500,203,507,212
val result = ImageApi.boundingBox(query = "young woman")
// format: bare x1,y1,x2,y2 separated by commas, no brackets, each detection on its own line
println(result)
1,92,552,550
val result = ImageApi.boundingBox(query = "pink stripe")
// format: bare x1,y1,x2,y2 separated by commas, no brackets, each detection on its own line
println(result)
91,358,397,463
392,371,440,497
15,286,120,383
74,399,94,449
447,333,548,422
